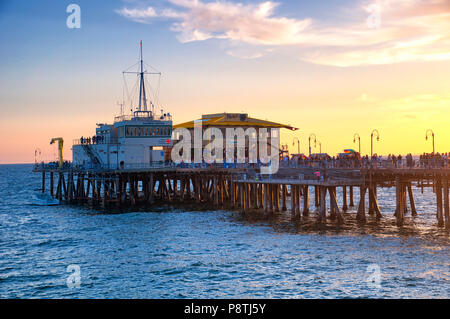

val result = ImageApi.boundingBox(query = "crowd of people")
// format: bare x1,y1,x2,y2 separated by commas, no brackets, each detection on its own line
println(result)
79,135,105,145
283,152,449,169
419,153,449,168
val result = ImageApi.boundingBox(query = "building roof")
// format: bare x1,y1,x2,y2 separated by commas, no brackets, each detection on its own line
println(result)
173,113,298,130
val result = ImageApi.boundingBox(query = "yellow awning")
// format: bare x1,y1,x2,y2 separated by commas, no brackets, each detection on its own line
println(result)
174,113,298,131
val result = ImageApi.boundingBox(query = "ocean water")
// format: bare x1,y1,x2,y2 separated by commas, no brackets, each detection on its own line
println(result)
0,164,448,298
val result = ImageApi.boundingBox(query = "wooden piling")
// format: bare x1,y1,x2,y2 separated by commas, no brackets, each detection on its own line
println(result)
290,185,296,216
329,187,344,224
349,186,354,207
314,186,320,207
41,171,46,193
329,187,336,220
436,179,444,226
342,186,348,211
369,186,382,220
444,179,449,228
395,177,404,226
282,185,287,211
407,184,417,216
295,185,301,218
303,186,309,216
356,186,366,223
318,186,326,223
50,172,54,196
274,185,280,212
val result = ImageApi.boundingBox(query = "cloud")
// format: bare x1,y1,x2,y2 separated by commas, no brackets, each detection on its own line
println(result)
116,0,450,66
116,6,157,23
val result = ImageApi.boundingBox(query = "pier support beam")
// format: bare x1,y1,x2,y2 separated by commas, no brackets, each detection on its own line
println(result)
444,179,449,228
290,185,296,216
369,185,382,220
329,187,344,224
314,186,320,208
395,177,405,226
295,185,301,218
349,186,354,207
342,186,348,211
407,184,417,216
436,179,444,227
274,185,280,212
329,187,336,220
318,186,326,223
303,186,309,216
281,185,287,211
42,172,46,193
356,186,366,223
268,184,274,214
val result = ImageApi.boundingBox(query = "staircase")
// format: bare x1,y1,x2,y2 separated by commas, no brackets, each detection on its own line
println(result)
82,144,101,165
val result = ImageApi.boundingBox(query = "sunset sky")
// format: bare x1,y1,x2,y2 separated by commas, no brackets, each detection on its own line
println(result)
0,0,449,163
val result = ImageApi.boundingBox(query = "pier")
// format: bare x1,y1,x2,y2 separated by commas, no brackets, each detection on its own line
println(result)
35,164,450,228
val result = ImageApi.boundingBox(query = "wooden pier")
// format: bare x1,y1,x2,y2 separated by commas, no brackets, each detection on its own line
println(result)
36,165,450,228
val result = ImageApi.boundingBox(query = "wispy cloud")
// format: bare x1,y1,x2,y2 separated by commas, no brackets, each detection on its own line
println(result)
116,0,450,66
116,6,157,23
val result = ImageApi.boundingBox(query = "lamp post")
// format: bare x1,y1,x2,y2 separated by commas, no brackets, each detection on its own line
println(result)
425,129,435,154
308,133,317,157
317,141,322,153
353,133,361,154
34,148,41,165
371,129,380,157
292,137,300,154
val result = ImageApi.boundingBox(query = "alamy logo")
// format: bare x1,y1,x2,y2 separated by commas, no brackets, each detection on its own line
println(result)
366,264,381,289
366,4,381,29
66,264,81,288
66,4,81,29
171,122,280,174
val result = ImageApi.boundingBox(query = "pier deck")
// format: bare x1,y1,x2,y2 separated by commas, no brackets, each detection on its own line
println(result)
35,164,450,228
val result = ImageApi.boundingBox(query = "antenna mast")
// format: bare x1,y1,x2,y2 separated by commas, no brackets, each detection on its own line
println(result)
138,40,148,112
123,41,162,118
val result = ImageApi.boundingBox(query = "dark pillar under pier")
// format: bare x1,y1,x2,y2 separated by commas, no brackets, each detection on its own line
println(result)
342,186,348,211
395,177,405,226
50,172,54,196
318,186,327,223
356,186,366,223
42,171,46,193
314,186,320,207
349,186,354,207
407,184,417,216
436,179,444,227
303,186,309,216
282,185,287,211
444,180,449,228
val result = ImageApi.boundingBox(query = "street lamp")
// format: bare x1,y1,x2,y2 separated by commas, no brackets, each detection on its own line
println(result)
425,129,435,154
34,148,41,165
292,137,300,154
317,141,322,153
353,133,361,154
371,129,380,157
308,133,317,157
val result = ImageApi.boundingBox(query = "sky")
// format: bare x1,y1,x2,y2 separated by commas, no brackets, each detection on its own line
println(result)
0,0,449,163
